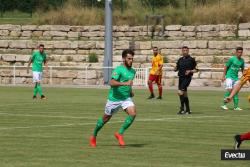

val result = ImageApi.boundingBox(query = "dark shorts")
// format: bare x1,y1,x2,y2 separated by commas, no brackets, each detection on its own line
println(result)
149,74,162,85
178,77,192,91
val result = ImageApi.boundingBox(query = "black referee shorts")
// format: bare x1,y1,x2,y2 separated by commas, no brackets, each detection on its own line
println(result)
178,76,192,91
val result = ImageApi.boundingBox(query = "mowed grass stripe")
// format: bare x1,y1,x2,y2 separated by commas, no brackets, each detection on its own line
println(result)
0,86,249,167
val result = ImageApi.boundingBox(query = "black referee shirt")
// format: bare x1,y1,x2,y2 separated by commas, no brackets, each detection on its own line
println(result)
176,55,197,77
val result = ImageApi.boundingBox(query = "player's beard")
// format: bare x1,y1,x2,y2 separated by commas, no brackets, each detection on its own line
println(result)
39,48,44,54
125,61,132,68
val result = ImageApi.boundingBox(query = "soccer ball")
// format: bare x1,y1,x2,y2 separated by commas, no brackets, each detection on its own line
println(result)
248,95,250,103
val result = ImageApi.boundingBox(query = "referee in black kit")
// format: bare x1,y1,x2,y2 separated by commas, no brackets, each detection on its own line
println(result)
174,46,198,115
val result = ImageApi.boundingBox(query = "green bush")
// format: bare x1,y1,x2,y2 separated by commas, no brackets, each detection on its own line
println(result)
0,0,63,13
163,56,168,63
140,0,179,8
88,53,98,63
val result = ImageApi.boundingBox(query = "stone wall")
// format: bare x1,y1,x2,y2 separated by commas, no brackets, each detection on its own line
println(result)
0,23,250,86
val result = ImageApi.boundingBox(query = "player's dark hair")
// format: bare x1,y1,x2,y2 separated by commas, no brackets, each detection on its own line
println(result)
236,47,243,51
122,49,134,58
153,46,158,50
182,46,189,49
39,44,44,48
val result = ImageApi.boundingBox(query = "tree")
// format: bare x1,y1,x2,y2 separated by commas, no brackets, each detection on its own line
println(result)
0,0,64,13
140,0,179,8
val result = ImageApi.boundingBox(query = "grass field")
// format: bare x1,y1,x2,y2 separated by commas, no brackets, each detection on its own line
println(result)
0,86,249,167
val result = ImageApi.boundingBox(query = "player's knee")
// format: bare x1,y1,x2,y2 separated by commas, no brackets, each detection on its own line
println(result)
178,91,184,96
103,115,111,123
127,108,136,116
130,112,136,116
157,83,162,87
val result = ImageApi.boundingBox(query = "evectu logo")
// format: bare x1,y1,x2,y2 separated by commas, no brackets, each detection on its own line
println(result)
221,150,250,160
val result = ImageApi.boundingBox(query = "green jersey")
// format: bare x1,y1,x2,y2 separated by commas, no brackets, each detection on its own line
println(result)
108,65,136,101
225,55,244,80
31,51,47,72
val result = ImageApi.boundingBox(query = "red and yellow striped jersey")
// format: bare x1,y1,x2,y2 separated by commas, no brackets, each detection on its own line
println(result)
150,54,163,75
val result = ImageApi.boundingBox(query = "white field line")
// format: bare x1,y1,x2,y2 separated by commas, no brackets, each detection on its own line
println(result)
0,113,94,119
0,114,249,131
0,112,245,120
0,103,36,107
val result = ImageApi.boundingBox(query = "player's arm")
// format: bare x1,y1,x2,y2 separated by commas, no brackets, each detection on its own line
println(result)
44,59,48,73
27,56,33,74
186,68,198,75
222,58,232,81
221,66,228,82
109,79,133,86
109,68,133,87
241,62,245,74
155,56,163,74
158,64,163,71
185,58,198,75
158,56,163,71
130,88,134,97
174,59,179,72
191,58,198,73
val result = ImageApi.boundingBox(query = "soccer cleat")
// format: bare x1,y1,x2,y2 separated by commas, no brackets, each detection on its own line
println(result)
234,135,242,150
33,95,37,99
90,136,96,147
177,107,185,114
115,132,125,146
177,110,185,115
41,95,47,100
220,105,228,110
185,110,191,114
234,107,243,111
147,94,155,99
156,96,162,99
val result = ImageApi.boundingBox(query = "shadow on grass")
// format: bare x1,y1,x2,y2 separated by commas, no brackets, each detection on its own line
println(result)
96,143,150,148
125,143,149,147
177,111,204,115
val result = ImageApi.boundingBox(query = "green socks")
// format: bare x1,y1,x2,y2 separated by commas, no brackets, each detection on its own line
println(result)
92,115,135,137
118,115,135,135
93,118,104,137
223,91,239,108
233,93,239,108
33,84,38,96
36,84,43,96
223,91,230,105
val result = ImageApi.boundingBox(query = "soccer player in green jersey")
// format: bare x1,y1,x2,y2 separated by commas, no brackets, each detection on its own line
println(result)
27,44,48,99
90,49,136,147
221,47,245,110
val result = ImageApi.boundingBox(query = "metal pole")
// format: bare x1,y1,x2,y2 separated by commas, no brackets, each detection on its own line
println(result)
49,66,53,85
103,0,113,85
13,65,16,85
85,66,88,85
145,67,148,87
